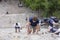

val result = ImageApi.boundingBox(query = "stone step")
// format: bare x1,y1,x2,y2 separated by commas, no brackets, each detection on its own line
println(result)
0,14,26,28
0,28,59,40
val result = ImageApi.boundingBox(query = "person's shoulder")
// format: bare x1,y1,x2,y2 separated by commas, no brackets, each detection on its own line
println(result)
29,17,33,19
29,17,33,21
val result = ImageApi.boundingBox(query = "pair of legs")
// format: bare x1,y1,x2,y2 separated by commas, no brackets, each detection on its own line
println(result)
53,28,60,35
15,27,20,33
27,25,40,34
48,26,60,35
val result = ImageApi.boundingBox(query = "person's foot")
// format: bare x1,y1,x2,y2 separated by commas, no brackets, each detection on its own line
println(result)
15,31,17,33
41,32,44,34
19,30,20,32
27,31,31,35
55,33,59,35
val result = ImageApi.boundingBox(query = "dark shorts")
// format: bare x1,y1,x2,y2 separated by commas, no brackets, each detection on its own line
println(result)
29,26,36,32
50,28,56,33
15,27,20,29
30,26,36,29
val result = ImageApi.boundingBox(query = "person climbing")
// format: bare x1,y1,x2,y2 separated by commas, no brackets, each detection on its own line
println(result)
26,16,40,34
48,16,60,35
14,23,21,33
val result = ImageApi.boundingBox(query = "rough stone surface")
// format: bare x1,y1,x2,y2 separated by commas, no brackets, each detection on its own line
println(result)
0,28,60,40
0,0,60,40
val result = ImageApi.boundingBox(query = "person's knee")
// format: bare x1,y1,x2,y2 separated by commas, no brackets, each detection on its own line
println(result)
28,29,32,33
35,26,40,31
36,25,40,29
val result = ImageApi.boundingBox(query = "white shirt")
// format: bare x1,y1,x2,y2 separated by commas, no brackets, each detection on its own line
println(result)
14,23,21,27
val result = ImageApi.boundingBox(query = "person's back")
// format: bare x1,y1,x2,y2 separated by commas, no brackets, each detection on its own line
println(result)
29,17,39,26
26,16,40,34
49,17,59,27
14,23,21,33
15,23,20,27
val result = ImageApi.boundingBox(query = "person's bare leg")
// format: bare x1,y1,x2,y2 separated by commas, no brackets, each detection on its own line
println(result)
48,26,52,32
35,25,40,34
18,28,20,32
54,29,60,35
27,27,32,34
26,22,31,34
28,30,32,34
15,28,17,33
33,27,36,33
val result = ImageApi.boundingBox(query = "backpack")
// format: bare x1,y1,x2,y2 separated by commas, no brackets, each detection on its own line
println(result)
52,18,59,23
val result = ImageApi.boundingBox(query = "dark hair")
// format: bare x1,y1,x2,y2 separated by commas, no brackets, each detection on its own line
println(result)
33,16,37,21
44,18,48,22
16,23,18,25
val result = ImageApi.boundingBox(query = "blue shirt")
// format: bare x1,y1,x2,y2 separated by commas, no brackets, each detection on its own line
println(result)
49,19,54,27
29,17,39,26
49,18,59,31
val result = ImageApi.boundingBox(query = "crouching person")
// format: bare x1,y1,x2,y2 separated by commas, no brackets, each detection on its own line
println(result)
14,23,21,33
48,17,60,35
26,16,40,34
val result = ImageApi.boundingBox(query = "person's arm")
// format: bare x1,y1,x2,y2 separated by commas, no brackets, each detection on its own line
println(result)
41,23,46,25
26,17,31,28
52,21,59,25
50,19,59,26
26,22,31,28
